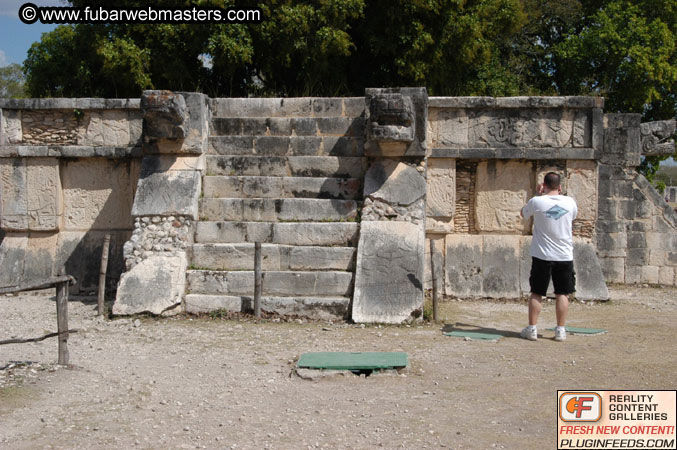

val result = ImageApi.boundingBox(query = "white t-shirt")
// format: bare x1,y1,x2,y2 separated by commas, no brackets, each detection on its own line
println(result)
521,194,578,261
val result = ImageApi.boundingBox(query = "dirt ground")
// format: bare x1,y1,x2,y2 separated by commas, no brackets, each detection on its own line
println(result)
1,285,676,450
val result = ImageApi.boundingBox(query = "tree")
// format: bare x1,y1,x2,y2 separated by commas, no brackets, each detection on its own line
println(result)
0,63,26,98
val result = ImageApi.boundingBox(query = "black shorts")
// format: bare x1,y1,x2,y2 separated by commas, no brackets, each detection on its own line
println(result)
529,257,576,297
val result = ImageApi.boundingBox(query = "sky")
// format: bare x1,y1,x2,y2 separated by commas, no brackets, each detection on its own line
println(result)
0,1,60,66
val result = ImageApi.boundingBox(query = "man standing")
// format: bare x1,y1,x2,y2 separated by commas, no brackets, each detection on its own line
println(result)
520,172,578,342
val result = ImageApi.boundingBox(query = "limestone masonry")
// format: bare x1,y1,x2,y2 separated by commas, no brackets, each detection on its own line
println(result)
1,91,675,322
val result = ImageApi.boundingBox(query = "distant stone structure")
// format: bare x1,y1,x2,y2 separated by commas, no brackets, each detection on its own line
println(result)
1,91,675,323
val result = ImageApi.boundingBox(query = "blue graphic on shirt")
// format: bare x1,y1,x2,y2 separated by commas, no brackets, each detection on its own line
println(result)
545,205,568,220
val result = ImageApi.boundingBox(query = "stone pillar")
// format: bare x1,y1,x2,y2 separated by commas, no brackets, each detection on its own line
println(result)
113,91,209,315
352,88,428,323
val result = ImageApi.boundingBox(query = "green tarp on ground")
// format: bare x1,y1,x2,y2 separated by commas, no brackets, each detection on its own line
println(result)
444,331,503,341
297,352,408,370
546,326,607,335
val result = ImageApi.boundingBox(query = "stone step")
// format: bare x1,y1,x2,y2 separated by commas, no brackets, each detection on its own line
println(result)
195,221,359,246
199,198,358,222
184,294,349,320
210,97,365,119
208,136,364,157
191,244,356,271
187,270,354,297
211,118,365,138
206,155,366,178
203,176,362,200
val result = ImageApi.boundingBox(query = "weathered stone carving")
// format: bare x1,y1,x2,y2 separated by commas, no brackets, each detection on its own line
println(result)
640,120,676,156
367,94,415,143
352,221,425,323
469,109,574,148
364,87,427,157
475,161,533,233
426,158,455,218
141,90,187,141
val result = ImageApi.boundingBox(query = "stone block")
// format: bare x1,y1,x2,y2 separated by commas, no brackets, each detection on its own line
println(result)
263,271,353,297
0,231,28,287
482,235,520,298
274,222,360,247
364,159,426,206
260,297,349,320
597,198,617,221
566,160,597,221
445,234,483,297
573,112,591,147
599,257,625,284
140,155,204,173
132,170,201,219
0,158,28,230
627,248,649,266
425,217,454,233
365,87,427,157
623,266,640,284
429,108,468,148
2,109,22,144
469,109,574,148
77,110,131,146
475,160,533,233
626,232,646,249
22,232,58,281
343,98,365,118
56,230,129,292
572,240,609,300
289,246,356,271
640,266,659,284
114,253,187,315
312,98,342,117
426,158,455,218
26,158,61,231
353,221,425,323
602,113,641,166
658,267,674,286
141,90,187,140
195,222,273,244
185,294,242,313
62,158,138,230
518,236,532,294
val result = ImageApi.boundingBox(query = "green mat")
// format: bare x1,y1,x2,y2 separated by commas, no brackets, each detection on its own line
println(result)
297,352,408,370
546,326,607,335
444,331,503,341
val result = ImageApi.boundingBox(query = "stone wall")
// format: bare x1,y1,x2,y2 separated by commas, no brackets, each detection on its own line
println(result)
0,98,142,292
423,97,609,298
1,92,674,318
596,115,677,286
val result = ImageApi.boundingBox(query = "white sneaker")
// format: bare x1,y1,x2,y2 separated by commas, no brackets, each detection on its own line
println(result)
555,326,567,342
521,326,537,341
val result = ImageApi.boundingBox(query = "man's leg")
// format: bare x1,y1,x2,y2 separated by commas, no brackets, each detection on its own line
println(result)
529,293,543,326
555,294,569,327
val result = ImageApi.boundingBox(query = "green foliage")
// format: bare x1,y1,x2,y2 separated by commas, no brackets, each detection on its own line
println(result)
654,179,666,194
0,63,26,98
18,0,677,146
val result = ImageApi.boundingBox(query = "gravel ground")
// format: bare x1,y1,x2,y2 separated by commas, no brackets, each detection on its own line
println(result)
1,285,676,450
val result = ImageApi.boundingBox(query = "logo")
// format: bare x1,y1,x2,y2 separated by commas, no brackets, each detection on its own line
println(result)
546,205,568,220
559,392,602,422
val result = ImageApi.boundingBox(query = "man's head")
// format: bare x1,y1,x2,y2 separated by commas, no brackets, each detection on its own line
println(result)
543,172,561,191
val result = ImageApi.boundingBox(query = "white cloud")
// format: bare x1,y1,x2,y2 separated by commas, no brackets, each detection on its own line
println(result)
0,50,7,66
0,0,66,18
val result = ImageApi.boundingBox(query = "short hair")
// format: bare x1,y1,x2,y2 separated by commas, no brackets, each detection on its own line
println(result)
544,172,561,190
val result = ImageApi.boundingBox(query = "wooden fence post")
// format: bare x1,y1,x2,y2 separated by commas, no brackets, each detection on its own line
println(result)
430,239,439,322
56,280,69,365
254,242,262,318
98,234,111,316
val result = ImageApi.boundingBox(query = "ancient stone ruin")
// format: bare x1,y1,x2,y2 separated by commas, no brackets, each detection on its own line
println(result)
1,90,675,323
